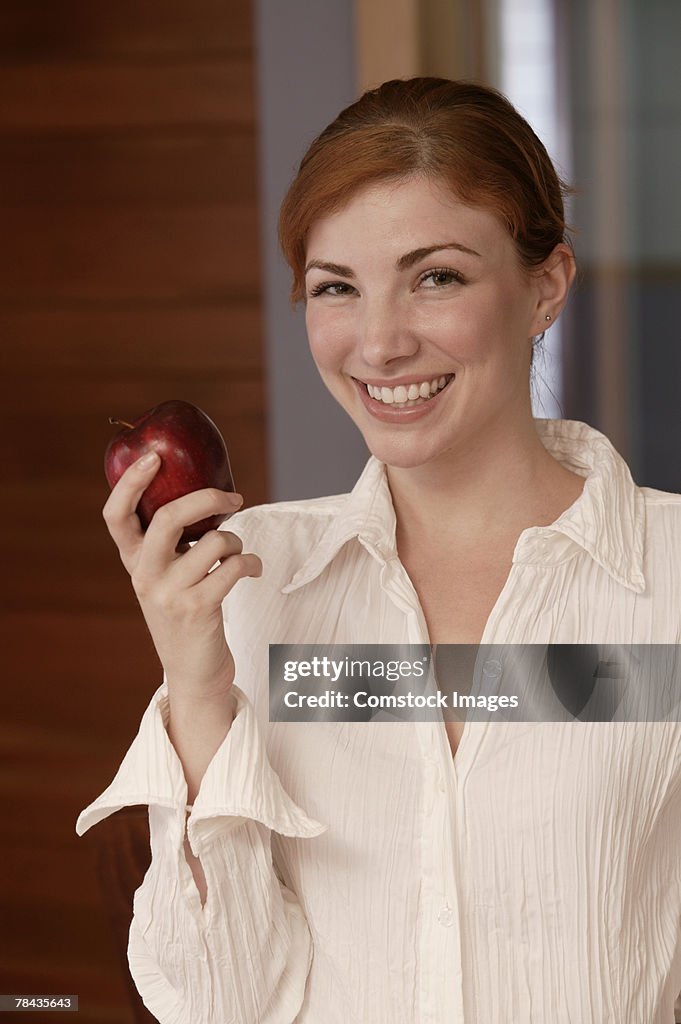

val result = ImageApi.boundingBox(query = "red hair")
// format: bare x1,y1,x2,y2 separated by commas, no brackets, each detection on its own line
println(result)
278,78,574,303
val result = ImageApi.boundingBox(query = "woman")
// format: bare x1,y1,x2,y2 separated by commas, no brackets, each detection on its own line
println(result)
77,79,681,1022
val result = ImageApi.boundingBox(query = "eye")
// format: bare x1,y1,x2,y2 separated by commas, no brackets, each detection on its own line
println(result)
308,280,357,298
418,267,465,289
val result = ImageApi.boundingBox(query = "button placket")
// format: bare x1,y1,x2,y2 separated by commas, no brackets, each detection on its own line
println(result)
438,903,457,928
401,605,467,1021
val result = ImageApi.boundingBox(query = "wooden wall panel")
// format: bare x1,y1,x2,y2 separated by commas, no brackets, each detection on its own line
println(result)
0,62,255,129
0,2,266,1020
1,613,173,765
0,1,252,60
0,133,258,207
1,307,263,372
1,206,260,304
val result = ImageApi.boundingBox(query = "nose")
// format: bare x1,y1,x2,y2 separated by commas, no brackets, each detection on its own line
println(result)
358,294,419,368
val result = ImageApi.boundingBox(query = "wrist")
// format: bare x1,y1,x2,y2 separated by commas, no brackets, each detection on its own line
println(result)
168,686,237,734
166,677,236,711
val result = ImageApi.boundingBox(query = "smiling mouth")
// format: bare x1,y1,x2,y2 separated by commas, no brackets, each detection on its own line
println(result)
356,373,455,408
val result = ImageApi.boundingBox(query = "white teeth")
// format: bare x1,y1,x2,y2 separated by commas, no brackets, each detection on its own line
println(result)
365,375,453,406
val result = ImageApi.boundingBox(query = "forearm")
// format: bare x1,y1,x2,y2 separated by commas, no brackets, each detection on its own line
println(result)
167,686,237,903
166,686,237,803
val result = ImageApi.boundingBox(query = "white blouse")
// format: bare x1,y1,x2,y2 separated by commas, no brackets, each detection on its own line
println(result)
77,419,681,1023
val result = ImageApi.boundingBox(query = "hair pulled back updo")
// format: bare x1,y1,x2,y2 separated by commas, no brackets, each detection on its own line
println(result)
278,77,574,304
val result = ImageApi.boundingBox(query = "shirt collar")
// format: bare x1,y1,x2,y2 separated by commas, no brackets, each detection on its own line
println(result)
282,419,646,596
527,419,646,592
281,456,397,594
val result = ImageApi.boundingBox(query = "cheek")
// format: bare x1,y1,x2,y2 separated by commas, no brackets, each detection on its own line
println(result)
420,298,498,362
305,310,352,372
426,288,527,365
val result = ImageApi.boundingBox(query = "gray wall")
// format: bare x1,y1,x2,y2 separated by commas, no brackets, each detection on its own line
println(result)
565,0,681,490
254,0,370,501
628,0,681,491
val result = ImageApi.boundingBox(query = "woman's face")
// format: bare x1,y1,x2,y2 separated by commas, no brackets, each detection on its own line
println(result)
304,175,552,470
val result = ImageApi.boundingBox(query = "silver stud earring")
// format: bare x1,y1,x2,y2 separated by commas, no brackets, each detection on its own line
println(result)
545,314,552,321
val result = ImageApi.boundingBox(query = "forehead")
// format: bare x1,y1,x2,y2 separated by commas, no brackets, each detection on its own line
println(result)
305,175,511,259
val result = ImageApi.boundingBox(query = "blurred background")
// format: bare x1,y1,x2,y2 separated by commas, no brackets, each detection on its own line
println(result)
0,0,678,1020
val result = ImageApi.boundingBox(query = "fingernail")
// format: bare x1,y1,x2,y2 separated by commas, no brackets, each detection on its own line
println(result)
137,451,160,469
228,492,244,507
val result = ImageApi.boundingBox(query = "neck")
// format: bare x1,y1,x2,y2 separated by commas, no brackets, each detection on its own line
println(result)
387,417,583,553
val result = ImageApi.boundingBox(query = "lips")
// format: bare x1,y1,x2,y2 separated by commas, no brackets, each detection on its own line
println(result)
364,374,454,405
352,373,455,421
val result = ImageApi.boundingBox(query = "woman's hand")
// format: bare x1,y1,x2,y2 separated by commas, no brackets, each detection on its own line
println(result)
102,450,262,700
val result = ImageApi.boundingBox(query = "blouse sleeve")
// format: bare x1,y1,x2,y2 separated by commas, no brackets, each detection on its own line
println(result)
76,683,327,1024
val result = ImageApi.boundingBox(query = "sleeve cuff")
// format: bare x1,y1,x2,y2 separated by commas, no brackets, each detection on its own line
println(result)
75,681,187,836
76,683,327,845
187,684,327,853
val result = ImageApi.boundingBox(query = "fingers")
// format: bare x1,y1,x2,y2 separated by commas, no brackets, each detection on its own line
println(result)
102,454,261,693
194,550,263,608
167,529,247,588
102,451,162,572
141,529,262,621
103,451,244,581
157,529,263,609
133,488,244,580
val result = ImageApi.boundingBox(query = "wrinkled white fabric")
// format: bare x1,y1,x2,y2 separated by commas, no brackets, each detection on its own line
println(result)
77,420,681,1023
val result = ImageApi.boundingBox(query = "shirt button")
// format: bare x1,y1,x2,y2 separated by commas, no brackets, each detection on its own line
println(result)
438,903,456,927
482,658,503,679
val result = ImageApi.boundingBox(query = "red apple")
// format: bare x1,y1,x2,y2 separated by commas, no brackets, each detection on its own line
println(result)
104,399,236,543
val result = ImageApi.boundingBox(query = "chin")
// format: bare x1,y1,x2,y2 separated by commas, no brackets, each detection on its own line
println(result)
363,435,439,470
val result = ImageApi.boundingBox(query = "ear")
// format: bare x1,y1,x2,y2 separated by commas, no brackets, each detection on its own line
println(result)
531,243,576,334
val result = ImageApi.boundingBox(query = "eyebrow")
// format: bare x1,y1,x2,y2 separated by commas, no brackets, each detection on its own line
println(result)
304,242,482,278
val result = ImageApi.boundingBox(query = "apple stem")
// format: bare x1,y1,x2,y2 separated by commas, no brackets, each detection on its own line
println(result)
109,417,135,429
